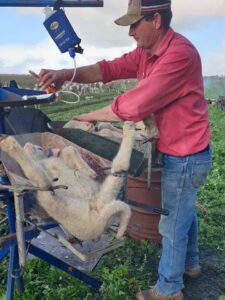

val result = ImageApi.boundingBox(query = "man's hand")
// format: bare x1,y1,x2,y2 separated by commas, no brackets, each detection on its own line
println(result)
38,69,72,91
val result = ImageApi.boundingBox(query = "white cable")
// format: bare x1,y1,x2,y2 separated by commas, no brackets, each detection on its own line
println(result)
57,57,80,104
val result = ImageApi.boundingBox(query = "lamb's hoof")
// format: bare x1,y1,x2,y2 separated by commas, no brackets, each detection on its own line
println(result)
0,136,18,151
0,135,8,143
62,146,74,156
123,121,135,136
67,236,82,245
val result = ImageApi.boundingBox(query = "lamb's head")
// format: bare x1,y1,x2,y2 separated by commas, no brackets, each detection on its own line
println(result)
24,143,46,160
143,115,160,139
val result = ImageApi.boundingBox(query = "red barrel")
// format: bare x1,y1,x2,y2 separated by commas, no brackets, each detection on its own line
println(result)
127,168,162,244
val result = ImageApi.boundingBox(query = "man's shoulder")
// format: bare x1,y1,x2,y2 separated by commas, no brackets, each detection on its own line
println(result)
165,30,200,61
172,31,197,51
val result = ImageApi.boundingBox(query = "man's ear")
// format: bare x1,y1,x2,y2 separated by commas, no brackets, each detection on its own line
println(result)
153,12,162,30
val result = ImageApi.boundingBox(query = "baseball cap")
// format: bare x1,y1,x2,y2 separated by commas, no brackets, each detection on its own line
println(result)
114,0,171,26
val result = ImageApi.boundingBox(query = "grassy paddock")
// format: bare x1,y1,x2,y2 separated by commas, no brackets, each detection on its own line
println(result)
0,103,224,299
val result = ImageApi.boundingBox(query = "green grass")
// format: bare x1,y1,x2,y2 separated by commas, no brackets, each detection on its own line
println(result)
40,90,119,121
197,106,225,250
0,103,225,299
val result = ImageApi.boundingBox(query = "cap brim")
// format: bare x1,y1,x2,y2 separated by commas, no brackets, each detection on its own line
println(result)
114,14,144,26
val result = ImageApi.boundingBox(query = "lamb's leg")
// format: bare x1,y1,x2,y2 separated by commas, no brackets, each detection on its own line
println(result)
97,200,131,239
111,121,135,172
97,122,123,134
95,121,135,208
0,136,52,189
61,146,97,179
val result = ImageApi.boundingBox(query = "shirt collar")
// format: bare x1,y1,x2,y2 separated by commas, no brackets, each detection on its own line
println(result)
153,27,175,57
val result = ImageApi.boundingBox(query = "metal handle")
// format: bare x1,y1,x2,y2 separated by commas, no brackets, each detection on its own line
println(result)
128,199,169,216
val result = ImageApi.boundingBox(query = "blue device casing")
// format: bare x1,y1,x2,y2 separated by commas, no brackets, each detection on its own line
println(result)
43,9,81,54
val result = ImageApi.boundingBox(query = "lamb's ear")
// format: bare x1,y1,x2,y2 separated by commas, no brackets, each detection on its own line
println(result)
52,148,61,157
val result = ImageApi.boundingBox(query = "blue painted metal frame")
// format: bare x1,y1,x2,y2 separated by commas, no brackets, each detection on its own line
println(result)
2,186,24,300
0,0,103,7
0,193,102,299
28,243,102,289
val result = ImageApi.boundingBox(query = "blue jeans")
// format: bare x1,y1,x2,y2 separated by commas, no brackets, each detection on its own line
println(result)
155,145,212,296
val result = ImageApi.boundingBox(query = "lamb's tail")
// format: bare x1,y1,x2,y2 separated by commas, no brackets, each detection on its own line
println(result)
99,200,131,239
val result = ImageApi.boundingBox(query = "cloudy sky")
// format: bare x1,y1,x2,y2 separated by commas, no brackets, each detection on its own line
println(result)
0,0,225,76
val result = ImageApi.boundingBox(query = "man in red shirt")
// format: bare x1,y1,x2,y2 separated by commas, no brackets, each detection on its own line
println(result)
39,0,212,299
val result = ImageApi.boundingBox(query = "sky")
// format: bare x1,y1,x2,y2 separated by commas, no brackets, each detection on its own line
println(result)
0,0,225,76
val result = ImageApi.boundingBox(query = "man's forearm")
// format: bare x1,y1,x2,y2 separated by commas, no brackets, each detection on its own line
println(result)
73,105,122,123
64,64,103,83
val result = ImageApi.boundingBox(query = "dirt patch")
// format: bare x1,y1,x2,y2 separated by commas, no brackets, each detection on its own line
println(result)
183,248,225,300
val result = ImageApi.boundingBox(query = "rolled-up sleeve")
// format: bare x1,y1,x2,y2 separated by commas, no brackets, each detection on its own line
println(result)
111,48,194,122
97,48,142,83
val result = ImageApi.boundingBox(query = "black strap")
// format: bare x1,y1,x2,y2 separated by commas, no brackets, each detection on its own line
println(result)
128,199,169,216
110,171,127,177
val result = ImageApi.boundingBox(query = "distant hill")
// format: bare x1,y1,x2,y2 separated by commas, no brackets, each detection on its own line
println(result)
0,74,35,89
1,74,225,100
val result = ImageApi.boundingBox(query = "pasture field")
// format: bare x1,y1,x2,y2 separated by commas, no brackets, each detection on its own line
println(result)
0,83,224,299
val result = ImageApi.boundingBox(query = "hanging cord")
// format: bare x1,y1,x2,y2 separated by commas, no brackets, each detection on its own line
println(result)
57,57,80,104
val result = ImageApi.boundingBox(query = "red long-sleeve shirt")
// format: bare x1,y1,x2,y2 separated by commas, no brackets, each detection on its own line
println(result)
97,28,210,156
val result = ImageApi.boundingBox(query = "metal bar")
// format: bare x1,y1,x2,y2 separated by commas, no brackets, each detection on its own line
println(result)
14,193,26,271
5,197,24,299
0,223,58,249
6,246,15,300
0,0,103,7
0,183,67,193
28,243,102,289
128,199,169,216
7,245,25,298
146,142,152,190
56,233,125,262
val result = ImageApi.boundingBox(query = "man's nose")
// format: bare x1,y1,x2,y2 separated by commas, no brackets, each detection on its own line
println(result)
129,26,135,36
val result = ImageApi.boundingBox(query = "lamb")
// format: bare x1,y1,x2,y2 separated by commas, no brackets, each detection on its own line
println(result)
63,115,159,143
0,122,135,241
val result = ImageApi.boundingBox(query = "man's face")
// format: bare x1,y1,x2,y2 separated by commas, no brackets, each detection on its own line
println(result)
128,14,161,53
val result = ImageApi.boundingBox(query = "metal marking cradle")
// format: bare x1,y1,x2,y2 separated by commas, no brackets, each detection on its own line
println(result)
0,84,143,298
0,84,170,299
0,86,107,299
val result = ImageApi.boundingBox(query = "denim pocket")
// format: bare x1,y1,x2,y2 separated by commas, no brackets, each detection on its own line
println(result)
191,159,212,188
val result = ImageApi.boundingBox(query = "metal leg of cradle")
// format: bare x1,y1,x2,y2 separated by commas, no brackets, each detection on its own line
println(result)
5,194,24,300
